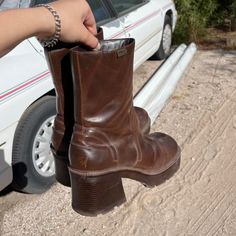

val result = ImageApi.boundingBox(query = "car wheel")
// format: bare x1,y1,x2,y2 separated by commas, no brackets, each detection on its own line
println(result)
11,95,56,194
152,15,172,60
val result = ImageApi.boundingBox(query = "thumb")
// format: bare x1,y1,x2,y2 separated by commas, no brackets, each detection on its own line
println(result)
79,24,99,49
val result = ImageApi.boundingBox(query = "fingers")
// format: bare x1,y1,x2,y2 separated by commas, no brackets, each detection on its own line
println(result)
84,7,97,36
49,0,98,47
79,24,99,49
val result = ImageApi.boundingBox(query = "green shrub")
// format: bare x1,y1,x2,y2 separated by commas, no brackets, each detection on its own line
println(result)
173,0,218,43
230,1,236,17
173,0,236,43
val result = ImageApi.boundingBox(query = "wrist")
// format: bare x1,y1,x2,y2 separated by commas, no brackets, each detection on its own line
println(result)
33,6,55,39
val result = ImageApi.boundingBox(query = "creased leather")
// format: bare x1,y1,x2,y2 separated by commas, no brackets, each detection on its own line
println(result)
44,29,150,157
69,39,180,175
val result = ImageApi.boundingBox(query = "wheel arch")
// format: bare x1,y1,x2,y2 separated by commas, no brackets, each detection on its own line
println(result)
35,89,55,104
165,10,173,28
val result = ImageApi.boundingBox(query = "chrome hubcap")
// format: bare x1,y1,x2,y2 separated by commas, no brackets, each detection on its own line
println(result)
32,116,55,177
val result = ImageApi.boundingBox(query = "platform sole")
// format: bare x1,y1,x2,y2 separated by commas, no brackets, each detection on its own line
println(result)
53,155,71,187
69,151,181,217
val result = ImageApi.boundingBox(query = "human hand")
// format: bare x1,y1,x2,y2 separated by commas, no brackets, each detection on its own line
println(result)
0,0,99,57
40,0,99,48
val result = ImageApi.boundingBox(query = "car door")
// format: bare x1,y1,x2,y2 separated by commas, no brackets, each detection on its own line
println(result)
109,0,163,69
88,0,126,40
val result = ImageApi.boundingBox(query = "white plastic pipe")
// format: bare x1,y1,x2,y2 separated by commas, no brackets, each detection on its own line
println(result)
134,44,187,108
146,43,197,124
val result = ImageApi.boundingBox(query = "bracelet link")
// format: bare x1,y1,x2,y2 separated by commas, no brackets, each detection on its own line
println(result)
36,4,61,48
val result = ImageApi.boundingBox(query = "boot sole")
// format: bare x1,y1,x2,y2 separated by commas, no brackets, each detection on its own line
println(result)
69,148,181,217
53,154,71,187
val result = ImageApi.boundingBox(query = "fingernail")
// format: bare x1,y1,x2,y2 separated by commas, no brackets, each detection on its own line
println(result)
93,42,101,51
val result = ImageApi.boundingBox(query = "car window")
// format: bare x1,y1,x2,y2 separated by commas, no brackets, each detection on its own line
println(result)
110,0,145,14
87,0,112,24
0,0,30,10
30,0,55,7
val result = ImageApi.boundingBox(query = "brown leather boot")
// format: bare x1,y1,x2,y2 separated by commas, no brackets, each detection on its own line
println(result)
69,38,181,216
44,29,151,187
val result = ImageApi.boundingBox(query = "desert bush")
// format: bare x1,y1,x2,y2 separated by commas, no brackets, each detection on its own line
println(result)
173,0,218,43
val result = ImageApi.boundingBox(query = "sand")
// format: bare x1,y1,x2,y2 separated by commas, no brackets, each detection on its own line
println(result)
0,50,236,236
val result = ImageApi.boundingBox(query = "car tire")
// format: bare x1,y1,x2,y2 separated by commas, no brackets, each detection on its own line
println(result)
11,95,56,194
151,15,172,60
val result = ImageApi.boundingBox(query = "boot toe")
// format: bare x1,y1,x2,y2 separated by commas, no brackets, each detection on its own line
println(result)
150,132,180,171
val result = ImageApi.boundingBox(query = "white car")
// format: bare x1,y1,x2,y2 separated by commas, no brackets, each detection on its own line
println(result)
0,0,177,193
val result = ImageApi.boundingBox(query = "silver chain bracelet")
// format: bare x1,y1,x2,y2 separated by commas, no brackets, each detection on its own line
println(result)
36,4,61,48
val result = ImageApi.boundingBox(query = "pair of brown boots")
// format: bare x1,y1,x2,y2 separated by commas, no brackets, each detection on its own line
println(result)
45,29,180,217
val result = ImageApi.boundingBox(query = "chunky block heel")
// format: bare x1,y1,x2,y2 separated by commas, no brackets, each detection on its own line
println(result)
69,170,126,216
54,155,71,187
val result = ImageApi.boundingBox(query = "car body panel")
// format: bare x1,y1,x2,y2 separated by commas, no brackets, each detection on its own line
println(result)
99,18,126,40
121,1,163,69
0,123,16,191
0,40,53,132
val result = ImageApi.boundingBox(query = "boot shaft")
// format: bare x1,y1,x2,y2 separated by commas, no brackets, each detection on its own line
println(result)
70,38,142,170
44,27,104,118
45,48,73,121
44,28,103,154
70,38,135,131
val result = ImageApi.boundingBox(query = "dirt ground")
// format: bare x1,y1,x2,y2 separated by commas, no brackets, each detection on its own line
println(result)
0,50,236,236
199,28,236,50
